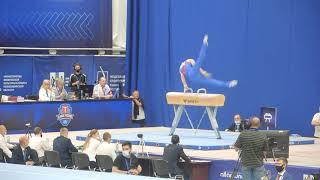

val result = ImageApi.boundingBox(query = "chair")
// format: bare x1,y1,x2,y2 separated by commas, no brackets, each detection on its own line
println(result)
72,152,91,170
30,149,40,165
95,155,113,172
151,159,172,178
44,150,62,167
0,148,6,163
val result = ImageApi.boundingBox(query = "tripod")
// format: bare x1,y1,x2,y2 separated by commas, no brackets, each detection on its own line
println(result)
136,137,149,157
25,125,32,138
230,151,242,180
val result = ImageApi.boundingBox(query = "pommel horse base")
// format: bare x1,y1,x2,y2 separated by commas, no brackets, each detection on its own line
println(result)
166,89,225,139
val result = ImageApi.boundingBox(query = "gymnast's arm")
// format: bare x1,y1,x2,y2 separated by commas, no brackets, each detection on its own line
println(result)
180,72,188,91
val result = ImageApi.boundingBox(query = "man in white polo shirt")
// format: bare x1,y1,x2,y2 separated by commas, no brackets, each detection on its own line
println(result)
93,77,113,99
311,109,320,138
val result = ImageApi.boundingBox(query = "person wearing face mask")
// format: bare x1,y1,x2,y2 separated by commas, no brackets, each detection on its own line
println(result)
112,141,142,175
272,157,292,180
225,114,249,132
69,63,87,99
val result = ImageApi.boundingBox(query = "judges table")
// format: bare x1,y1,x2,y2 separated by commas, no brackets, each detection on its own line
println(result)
138,156,211,180
0,99,132,133
0,163,163,180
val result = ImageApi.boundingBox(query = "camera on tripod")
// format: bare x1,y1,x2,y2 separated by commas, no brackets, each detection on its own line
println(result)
137,134,143,139
25,123,31,128
25,123,32,137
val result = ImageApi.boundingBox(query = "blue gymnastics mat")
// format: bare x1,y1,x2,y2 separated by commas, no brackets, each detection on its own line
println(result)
76,128,316,150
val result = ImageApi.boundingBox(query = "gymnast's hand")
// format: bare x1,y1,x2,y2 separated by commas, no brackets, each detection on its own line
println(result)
203,34,208,46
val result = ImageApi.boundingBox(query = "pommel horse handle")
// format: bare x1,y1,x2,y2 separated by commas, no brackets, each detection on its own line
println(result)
197,88,207,94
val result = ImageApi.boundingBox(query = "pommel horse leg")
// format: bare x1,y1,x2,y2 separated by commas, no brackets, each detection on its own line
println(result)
169,105,185,136
206,107,222,139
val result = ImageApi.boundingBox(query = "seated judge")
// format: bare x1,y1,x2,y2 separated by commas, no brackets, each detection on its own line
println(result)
11,136,38,165
225,114,249,132
29,127,52,164
53,127,78,167
96,132,117,161
93,77,113,99
82,129,101,168
112,141,142,175
163,135,191,178
53,78,68,101
38,79,53,101
0,125,15,160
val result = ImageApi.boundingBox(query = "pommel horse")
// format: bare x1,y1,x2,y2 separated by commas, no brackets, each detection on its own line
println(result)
166,88,225,139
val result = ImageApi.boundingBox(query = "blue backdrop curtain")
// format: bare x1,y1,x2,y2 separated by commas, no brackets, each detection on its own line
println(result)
126,0,320,136
126,0,174,127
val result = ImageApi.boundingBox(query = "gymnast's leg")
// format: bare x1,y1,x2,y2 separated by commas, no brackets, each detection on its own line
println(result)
190,75,237,88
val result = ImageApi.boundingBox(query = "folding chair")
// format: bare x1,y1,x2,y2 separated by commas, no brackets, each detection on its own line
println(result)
72,152,91,170
95,155,113,172
44,150,63,168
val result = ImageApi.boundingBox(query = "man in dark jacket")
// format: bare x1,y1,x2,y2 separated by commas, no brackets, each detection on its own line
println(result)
163,135,191,179
225,114,249,132
53,127,78,167
11,136,38,165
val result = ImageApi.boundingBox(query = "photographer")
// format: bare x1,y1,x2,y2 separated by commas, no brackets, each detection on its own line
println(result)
234,116,268,180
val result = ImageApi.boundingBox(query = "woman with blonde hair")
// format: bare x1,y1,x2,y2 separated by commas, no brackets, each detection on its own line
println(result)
38,79,53,101
83,129,101,168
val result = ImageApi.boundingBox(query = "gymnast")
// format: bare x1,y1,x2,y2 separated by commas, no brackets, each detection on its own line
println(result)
179,34,238,92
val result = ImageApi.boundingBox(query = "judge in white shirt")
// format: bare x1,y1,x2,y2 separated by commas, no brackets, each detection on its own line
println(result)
0,125,14,160
83,129,101,168
96,132,117,161
93,77,113,99
38,79,53,101
29,127,52,163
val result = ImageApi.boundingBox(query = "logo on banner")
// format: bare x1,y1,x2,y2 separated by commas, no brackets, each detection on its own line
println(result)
263,113,273,123
50,72,65,87
219,171,242,179
56,104,74,126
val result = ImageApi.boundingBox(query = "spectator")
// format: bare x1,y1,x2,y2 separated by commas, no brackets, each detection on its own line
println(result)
225,114,249,132
130,90,145,127
11,136,37,165
272,157,292,180
112,141,142,175
53,127,78,167
96,132,117,161
311,110,320,138
163,135,191,179
0,125,14,160
29,127,51,164
234,116,268,180
82,129,101,168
